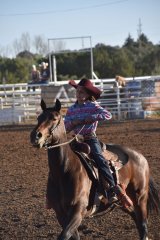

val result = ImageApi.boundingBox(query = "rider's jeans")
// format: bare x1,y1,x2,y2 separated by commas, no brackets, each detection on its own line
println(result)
85,137,115,187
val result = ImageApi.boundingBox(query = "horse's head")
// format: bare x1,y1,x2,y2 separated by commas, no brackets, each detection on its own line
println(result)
30,99,63,148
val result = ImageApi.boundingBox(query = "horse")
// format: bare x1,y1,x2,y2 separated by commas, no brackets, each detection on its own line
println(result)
30,99,160,240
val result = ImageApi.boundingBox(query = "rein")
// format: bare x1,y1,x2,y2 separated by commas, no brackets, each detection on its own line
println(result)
45,124,85,150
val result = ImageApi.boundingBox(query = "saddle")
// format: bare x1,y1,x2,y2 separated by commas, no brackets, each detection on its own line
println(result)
70,138,128,194
70,139,132,213
70,138,128,172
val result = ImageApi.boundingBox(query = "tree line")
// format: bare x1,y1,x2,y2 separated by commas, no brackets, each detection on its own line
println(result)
0,33,160,84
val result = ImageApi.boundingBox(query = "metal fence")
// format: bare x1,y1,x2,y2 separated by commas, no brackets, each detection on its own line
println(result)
0,76,160,125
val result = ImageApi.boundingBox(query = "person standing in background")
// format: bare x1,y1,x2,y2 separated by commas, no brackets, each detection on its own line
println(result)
39,62,50,84
28,65,40,91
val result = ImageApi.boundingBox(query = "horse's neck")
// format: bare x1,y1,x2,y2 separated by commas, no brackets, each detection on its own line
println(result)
57,117,68,142
48,119,70,172
48,117,84,176
48,145,72,176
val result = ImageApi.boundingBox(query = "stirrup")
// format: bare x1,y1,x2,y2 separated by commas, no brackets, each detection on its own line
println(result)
108,193,118,204
106,189,118,204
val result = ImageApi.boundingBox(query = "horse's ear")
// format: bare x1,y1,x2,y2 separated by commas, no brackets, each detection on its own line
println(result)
55,99,61,112
41,99,47,111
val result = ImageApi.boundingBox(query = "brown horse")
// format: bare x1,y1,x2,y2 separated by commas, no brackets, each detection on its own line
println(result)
30,99,160,240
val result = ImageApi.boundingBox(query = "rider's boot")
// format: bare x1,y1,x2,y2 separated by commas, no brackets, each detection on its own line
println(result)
106,187,118,204
112,185,133,208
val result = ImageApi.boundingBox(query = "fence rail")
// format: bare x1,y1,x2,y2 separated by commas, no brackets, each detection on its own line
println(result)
0,76,160,125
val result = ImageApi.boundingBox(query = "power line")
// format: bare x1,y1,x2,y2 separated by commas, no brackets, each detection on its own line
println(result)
0,0,129,17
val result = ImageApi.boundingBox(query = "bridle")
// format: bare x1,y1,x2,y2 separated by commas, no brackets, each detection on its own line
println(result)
50,115,62,134
44,115,85,150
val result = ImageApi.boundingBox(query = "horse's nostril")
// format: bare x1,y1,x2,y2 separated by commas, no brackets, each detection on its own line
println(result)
36,132,42,139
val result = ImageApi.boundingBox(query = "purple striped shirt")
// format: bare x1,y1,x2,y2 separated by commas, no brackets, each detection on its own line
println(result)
64,101,112,136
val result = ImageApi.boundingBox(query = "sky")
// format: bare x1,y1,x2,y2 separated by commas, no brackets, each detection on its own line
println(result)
0,0,160,55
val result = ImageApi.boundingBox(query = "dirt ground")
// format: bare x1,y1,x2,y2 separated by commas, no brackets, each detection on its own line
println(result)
0,119,160,240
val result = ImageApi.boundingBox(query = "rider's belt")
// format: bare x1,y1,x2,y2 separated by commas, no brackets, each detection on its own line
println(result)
83,132,97,140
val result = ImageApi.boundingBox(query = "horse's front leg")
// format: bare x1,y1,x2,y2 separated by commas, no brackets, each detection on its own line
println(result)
55,209,80,240
58,203,84,240
58,229,80,240
70,230,80,240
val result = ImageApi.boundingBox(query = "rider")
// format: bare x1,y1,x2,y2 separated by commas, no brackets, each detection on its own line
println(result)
64,78,133,208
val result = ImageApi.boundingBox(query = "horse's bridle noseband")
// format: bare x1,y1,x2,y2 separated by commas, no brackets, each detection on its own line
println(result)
45,122,85,150
43,115,62,149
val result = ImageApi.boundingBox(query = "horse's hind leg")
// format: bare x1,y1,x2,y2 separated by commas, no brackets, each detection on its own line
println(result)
132,190,149,240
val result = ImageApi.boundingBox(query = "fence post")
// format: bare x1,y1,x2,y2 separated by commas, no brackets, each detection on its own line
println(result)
116,81,121,121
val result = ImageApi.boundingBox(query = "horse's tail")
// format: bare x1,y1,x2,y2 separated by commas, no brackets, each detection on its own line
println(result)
147,177,160,215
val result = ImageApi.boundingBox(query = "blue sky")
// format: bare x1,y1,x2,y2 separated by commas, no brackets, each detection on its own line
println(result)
0,0,160,52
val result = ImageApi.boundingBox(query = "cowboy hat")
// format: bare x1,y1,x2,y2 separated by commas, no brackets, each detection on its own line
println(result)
39,62,47,67
69,78,102,99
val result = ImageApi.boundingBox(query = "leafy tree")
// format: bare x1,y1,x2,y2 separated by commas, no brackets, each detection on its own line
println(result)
17,50,35,59
93,44,113,78
138,33,150,45
123,34,135,48
111,48,135,77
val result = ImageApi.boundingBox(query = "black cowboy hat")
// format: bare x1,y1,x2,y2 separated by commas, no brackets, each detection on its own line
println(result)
69,78,102,100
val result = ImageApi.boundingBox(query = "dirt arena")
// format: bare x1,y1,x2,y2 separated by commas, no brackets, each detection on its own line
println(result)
0,119,160,240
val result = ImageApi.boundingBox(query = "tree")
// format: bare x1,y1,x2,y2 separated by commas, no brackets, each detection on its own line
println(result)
0,45,13,58
12,33,31,57
20,32,31,52
138,33,149,45
13,39,22,56
93,44,114,78
33,35,48,56
16,50,34,59
123,34,135,48
49,40,66,53
112,48,135,77
0,32,159,83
